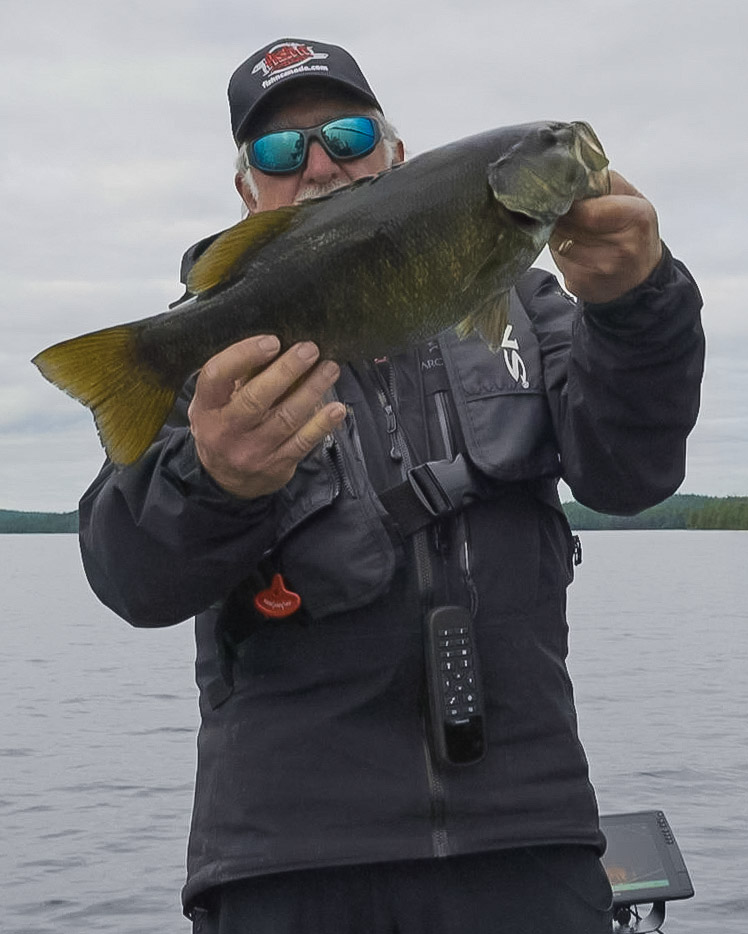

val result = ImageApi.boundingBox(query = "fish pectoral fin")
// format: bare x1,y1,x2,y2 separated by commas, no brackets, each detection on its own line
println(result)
32,325,176,465
187,205,301,294
460,240,504,294
455,291,510,352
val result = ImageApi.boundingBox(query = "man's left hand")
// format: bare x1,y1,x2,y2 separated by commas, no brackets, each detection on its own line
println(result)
549,170,663,304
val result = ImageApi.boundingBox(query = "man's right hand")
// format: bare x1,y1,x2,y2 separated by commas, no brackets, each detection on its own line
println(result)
188,335,346,500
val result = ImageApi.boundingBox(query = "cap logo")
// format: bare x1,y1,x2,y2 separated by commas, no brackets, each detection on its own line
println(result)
252,42,330,89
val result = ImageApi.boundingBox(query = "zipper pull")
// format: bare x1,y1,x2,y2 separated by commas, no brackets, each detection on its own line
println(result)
373,358,404,463
383,403,402,462
376,389,402,462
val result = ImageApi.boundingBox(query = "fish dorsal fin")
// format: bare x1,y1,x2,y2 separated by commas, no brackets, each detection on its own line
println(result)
187,205,300,294
455,291,510,352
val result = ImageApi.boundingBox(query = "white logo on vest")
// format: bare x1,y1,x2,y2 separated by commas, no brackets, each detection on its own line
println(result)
500,325,530,388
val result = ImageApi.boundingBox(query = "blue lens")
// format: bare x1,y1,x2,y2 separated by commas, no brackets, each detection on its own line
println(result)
321,117,379,159
248,116,380,174
251,130,307,173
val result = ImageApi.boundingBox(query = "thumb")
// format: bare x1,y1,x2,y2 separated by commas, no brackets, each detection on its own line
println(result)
608,169,646,199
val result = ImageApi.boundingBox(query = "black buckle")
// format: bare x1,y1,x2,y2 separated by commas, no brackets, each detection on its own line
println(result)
406,454,479,519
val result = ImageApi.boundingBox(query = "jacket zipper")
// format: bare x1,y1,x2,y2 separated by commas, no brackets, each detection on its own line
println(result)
374,359,448,857
374,363,433,606
321,430,352,498
434,391,479,616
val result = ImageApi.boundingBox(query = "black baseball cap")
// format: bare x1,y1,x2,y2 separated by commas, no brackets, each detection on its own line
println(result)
228,38,382,145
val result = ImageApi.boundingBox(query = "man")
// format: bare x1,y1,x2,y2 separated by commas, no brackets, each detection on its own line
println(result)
79,38,704,934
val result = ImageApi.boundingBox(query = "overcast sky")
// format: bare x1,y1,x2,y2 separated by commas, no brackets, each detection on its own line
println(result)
2,0,745,510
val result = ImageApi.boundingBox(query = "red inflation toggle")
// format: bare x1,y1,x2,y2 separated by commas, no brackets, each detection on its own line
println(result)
254,573,302,619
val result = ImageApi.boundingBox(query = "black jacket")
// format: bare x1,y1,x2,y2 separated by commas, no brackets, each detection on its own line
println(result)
79,251,704,914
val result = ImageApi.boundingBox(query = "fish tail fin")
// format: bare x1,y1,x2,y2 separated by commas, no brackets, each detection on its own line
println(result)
32,324,176,465
456,292,510,352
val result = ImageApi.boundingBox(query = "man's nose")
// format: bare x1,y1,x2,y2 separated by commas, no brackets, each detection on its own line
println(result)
302,139,342,182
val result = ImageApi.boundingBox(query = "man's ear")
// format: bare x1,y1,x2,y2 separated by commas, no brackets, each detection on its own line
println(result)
235,172,256,214
393,139,405,165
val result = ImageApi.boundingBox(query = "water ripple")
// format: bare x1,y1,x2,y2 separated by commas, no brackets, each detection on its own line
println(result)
3,532,747,934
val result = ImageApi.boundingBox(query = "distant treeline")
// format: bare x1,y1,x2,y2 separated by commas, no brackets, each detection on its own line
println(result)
563,494,748,530
2,495,747,533
0,509,79,533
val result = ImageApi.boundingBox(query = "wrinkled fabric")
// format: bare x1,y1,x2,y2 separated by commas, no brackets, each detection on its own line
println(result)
78,253,704,917
192,847,613,934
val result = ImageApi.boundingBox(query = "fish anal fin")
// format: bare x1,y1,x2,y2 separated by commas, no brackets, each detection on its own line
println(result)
32,325,176,465
187,205,300,294
456,291,510,352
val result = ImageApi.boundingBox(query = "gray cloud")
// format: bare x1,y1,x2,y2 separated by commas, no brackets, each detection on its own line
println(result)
2,0,745,508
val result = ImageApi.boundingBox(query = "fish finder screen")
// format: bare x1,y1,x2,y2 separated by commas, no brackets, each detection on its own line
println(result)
599,811,694,906
603,823,670,895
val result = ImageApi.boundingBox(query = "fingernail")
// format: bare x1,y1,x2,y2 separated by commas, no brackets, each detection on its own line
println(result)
330,404,347,424
258,335,280,352
296,342,319,361
321,360,339,378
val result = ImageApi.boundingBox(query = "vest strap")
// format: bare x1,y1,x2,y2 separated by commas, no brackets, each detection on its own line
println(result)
378,453,495,537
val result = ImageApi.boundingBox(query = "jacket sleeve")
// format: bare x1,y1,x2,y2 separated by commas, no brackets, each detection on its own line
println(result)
78,381,279,627
522,246,705,514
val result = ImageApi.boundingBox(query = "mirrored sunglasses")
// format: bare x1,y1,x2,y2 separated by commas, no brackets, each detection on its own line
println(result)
248,115,382,175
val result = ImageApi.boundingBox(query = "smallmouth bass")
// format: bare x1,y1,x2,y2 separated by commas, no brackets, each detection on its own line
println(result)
33,120,609,465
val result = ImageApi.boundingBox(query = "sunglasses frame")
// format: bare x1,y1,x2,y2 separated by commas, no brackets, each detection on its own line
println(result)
247,115,382,175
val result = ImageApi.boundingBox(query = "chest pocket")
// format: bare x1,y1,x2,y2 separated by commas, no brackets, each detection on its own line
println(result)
440,289,560,481
267,426,398,620
261,283,560,619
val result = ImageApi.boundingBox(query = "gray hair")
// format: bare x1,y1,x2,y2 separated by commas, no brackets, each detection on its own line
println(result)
235,113,401,210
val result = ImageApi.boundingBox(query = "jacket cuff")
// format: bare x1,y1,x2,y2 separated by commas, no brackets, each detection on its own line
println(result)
581,243,673,312
160,428,275,518
580,244,702,336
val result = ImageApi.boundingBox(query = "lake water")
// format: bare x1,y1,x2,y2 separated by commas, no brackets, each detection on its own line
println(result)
2,532,746,933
